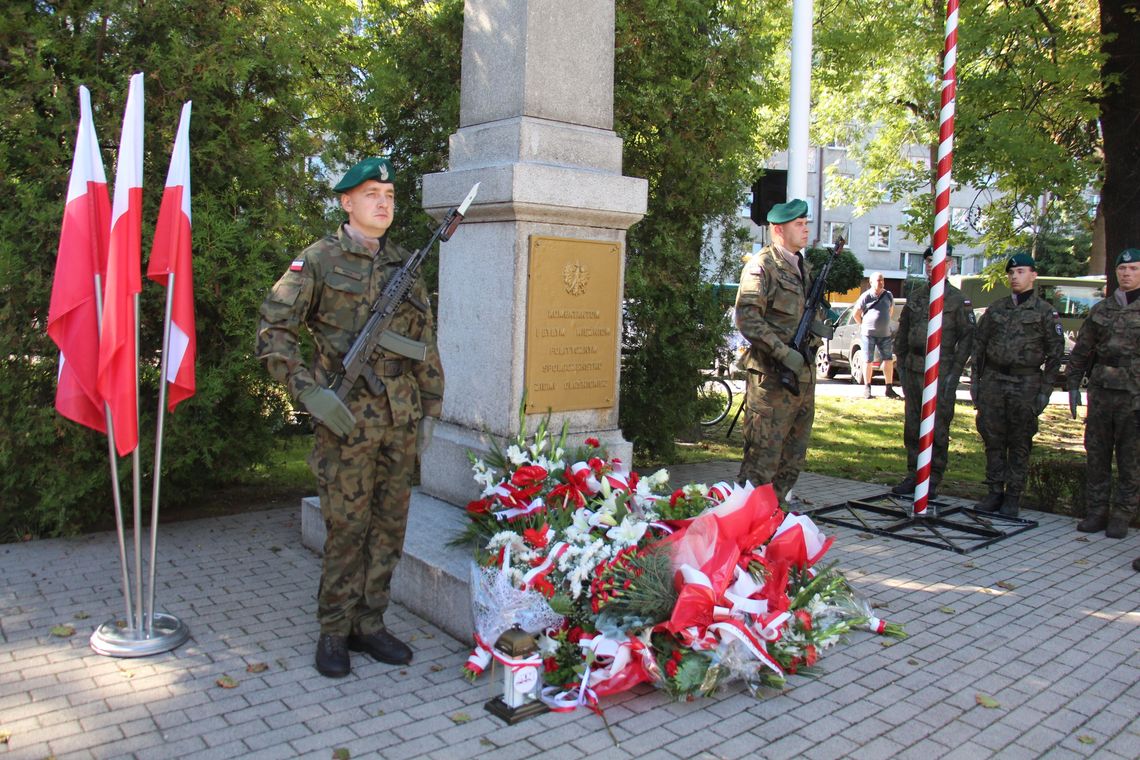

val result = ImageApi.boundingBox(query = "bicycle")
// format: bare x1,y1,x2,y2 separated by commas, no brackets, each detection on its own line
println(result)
697,362,734,426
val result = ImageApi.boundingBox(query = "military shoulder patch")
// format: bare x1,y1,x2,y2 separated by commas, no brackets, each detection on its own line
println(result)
1055,322,1063,336
289,259,305,272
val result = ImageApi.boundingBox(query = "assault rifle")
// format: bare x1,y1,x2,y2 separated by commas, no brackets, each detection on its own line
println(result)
330,183,479,401
778,237,845,396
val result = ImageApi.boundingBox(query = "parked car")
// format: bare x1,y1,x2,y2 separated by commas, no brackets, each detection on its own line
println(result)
816,300,904,383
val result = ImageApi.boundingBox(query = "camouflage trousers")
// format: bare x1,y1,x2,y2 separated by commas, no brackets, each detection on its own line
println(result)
309,420,418,636
737,368,815,506
975,373,1043,497
1084,387,1139,519
900,366,960,487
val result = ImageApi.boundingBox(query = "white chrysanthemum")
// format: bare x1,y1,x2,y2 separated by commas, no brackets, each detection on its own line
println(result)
683,483,709,499
646,468,670,490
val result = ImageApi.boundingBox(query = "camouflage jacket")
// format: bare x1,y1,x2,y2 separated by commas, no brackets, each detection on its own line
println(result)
974,292,1064,385
256,226,444,427
1066,290,1140,394
894,281,975,374
735,244,820,372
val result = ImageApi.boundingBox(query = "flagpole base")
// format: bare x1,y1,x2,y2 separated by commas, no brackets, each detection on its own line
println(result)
90,612,190,658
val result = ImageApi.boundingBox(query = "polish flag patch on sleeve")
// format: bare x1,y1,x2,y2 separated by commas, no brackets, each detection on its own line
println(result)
289,259,305,272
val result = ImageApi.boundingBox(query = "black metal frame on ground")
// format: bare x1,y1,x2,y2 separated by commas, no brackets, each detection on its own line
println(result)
806,492,1038,554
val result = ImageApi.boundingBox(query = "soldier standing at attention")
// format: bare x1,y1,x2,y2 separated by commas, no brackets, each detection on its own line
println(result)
257,158,444,677
735,198,822,508
1067,247,1140,541
892,246,975,501
971,253,1063,517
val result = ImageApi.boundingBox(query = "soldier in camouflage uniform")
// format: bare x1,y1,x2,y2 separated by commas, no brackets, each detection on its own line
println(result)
1067,247,1140,541
971,253,1063,517
257,157,444,677
735,199,826,508
892,247,975,500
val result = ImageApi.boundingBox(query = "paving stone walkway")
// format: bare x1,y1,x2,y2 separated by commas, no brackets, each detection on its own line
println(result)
1,465,1137,759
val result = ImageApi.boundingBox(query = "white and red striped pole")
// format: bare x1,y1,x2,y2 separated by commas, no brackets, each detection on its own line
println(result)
914,0,959,516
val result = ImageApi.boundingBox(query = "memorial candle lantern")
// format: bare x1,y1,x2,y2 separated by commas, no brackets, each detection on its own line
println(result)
484,625,549,724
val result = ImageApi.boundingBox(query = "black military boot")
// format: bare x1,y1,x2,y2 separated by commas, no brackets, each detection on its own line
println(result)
348,629,413,665
1076,508,1108,533
974,489,1004,513
315,633,350,678
1105,515,1129,539
999,494,1020,518
891,475,916,496
1132,556,1140,573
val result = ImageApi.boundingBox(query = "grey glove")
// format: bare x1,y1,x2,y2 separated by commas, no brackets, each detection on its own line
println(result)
417,416,436,457
299,386,356,437
1034,391,1050,416
780,348,806,375
1068,387,1081,419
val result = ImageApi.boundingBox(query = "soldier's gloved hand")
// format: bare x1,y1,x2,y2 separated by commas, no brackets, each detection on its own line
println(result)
417,416,436,457
1068,386,1081,419
1034,391,1050,416
299,386,356,437
779,347,806,376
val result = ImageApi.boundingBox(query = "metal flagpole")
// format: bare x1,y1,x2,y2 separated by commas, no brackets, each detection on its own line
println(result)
147,274,173,635
94,275,134,627
131,293,144,630
914,0,959,516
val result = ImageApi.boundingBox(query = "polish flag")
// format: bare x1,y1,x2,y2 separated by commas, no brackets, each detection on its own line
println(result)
48,86,111,432
147,101,195,411
98,73,144,456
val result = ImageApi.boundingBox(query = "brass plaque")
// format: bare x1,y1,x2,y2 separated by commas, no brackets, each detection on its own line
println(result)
524,236,621,413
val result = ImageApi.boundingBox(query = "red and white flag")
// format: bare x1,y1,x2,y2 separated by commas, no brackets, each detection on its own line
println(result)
98,73,144,456
48,86,112,432
147,101,196,411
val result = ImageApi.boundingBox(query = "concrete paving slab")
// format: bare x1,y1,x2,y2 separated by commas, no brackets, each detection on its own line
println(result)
0,464,1137,759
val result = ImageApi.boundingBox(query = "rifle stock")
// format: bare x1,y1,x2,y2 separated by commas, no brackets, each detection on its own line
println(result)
330,183,479,401
778,238,846,396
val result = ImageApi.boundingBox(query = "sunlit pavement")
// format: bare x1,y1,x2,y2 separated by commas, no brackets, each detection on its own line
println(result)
1,465,1137,759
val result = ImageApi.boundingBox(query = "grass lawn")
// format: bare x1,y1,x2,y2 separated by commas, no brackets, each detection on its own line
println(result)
669,395,1089,508
217,397,1090,520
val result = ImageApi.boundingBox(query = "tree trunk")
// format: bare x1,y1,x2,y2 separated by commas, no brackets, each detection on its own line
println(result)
1099,0,1140,292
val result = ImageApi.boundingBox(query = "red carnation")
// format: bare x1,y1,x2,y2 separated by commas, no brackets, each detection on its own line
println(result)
805,644,819,666
665,659,679,678
544,657,559,673
523,524,550,549
795,609,813,632
585,437,600,448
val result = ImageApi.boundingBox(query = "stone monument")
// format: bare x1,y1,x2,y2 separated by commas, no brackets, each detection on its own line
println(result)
303,0,647,641
420,0,648,507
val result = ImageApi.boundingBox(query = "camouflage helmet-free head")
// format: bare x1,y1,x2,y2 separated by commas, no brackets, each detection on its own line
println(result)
1005,251,1036,271
766,199,809,224
1116,248,1140,266
333,157,396,193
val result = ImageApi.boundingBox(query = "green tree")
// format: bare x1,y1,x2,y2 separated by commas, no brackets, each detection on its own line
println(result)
615,0,782,459
813,0,1103,264
0,0,357,536
1099,0,1140,289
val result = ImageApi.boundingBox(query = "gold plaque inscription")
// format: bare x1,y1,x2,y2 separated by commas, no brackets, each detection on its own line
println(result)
525,236,621,413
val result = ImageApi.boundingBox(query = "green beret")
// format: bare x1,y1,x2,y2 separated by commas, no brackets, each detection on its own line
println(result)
921,244,954,259
333,157,395,192
1005,252,1036,271
1116,248,1140,266
766,198,809,224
